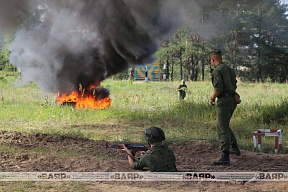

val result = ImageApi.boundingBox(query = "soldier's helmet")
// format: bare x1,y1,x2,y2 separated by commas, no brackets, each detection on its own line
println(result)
181,79,185,84
145,127,166,143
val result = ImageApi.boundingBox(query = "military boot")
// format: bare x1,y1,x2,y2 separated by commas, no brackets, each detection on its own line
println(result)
230,148,241,156
213,150,230,166
230,144,241,156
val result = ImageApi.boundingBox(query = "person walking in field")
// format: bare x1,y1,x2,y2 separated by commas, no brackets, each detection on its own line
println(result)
121,127,177,172
209,49,241,166
177,79,187,100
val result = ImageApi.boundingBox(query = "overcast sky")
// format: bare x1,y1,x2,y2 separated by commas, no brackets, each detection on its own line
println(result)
281,0,288,4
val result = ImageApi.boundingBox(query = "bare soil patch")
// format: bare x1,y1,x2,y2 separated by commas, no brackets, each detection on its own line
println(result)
0,131,287,191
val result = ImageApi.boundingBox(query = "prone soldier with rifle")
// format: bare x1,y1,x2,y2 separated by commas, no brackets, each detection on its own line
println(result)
108,127,177,172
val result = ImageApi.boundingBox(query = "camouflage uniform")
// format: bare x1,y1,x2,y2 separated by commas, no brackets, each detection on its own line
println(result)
212,62,238,152
133,142,177,172
177,81,187,100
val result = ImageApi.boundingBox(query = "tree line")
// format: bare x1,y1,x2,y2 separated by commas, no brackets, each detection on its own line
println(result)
1,0,288,83
157,0,288,83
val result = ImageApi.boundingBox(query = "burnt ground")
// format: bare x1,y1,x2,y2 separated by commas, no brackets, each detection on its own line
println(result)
0,131,287,191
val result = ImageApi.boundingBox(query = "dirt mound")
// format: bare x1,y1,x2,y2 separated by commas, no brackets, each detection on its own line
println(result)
0,131,129,172
0,131,287,191
0,130,287,172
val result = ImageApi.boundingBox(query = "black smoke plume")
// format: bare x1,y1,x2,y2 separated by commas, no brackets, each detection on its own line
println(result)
5,0,186,94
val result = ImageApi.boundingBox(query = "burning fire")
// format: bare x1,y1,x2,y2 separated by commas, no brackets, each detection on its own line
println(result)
55,82,111,110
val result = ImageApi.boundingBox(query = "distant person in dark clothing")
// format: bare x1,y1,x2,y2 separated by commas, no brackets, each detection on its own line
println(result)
177,79,187,100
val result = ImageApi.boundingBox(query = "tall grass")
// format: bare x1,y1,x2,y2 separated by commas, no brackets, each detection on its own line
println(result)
0,72,287,153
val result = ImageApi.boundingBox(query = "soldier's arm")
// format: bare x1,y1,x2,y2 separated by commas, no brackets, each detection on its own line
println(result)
213,69,224,92
132,154,149,170
120,144,137,168
210,69,223,105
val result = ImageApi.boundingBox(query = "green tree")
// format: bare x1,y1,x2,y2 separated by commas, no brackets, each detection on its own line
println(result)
197,0,288,82
157,30,187,81
0,34,16,71
157,0,288,82
237,0,288,82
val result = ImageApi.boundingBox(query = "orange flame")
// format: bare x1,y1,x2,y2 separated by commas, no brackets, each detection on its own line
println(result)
55,83,111,110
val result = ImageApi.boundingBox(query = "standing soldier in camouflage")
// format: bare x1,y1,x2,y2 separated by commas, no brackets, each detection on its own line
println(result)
121,127,177,172
209,50,241,166
177,79,187,100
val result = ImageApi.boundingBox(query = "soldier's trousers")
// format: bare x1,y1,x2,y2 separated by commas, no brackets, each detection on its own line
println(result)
178,91,186,100
217,97,238,152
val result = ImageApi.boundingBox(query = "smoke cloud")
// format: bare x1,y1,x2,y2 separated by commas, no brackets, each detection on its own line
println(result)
6,0,186,93
0,0,31,32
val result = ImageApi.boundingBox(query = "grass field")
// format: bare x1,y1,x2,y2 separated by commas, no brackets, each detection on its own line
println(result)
1,71,287,153
1,71,288,191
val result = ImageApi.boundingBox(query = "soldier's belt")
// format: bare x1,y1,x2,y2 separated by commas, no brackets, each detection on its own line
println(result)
217,92,234,98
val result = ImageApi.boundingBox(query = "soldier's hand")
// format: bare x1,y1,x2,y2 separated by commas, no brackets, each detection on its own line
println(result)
209,98,215,106
140,151,146,156
119,144,130,153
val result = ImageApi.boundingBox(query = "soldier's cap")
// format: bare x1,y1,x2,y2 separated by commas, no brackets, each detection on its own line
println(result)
210,49,222,56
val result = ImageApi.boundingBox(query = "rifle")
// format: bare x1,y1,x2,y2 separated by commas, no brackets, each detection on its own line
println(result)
105,143,149,152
